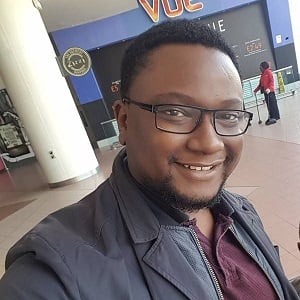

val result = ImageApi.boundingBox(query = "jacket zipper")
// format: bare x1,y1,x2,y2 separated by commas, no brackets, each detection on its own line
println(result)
189,227,224,300
229,225,283,300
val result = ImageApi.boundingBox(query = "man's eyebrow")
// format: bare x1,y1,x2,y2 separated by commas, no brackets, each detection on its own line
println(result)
151,93,243,107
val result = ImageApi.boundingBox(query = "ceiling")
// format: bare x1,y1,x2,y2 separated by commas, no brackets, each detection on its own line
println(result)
38,0,139,32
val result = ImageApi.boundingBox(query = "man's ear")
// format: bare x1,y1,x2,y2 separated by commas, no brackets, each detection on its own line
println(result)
112,100,128,145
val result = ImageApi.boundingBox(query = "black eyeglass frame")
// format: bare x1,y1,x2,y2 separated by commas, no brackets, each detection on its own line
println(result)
122,97,253,137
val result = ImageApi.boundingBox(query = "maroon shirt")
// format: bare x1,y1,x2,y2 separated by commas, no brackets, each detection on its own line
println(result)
185,216,279,299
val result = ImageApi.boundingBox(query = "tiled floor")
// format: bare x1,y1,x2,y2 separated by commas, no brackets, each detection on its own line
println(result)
0,86,300,280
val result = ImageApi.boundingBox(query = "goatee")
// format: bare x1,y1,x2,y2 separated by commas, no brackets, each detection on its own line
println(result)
142,174,226,213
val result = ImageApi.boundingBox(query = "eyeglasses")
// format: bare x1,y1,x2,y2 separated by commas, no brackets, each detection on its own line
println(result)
123,97,253,136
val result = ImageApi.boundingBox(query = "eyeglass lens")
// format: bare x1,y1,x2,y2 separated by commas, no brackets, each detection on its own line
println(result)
155,105,250,135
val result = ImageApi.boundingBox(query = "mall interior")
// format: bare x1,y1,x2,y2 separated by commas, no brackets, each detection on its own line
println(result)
0,0,300,281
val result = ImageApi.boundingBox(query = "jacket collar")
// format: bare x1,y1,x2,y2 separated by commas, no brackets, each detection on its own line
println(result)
109,149,248,243
109,154,297,299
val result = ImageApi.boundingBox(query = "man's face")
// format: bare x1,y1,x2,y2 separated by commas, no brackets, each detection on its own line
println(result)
119,44,243,210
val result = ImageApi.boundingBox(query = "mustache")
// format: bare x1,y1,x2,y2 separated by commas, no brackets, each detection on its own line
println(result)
168,155,177,164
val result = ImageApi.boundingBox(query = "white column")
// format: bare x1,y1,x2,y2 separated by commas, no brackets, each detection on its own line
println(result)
0,0,99,186
288,0,300,75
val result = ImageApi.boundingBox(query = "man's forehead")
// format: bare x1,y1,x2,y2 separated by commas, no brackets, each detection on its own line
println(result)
128,44,242,104
142,44,238,77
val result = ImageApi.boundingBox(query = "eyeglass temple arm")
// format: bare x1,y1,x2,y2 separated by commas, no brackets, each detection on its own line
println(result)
122,98,154,112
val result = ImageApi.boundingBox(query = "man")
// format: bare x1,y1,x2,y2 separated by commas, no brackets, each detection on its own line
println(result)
0,19,298,299
253,61,280,125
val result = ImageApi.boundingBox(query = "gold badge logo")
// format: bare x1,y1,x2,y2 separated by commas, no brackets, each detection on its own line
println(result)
62,47,92,77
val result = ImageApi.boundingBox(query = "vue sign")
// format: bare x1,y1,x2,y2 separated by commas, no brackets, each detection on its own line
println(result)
138,0,204,23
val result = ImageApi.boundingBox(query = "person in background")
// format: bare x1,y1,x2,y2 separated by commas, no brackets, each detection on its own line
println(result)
0,19,299,299
254,61,280,125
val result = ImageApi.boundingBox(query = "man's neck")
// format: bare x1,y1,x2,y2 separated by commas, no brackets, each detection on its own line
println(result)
188,209,215,241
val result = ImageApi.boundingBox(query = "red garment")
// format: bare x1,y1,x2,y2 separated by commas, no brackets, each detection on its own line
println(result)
254,68,275,93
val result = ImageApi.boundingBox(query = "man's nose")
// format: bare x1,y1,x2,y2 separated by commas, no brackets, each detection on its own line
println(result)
186,113,224,153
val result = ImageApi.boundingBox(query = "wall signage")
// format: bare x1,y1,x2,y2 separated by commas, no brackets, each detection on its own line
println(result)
62,47,92,77
138,0,204,22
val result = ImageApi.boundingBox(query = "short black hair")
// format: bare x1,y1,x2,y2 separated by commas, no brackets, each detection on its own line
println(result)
120,18,240,97
260,61,270,70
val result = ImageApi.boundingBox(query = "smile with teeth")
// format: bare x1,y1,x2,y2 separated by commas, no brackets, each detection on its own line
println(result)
183,164,214,171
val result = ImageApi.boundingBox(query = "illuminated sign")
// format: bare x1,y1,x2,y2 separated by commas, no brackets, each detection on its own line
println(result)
244,38,266,57
138,0,204,23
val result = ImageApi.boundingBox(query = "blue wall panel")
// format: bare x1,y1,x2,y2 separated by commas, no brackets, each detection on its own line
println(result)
266,0,294,47
69,70,102,104
51,0,294,104
51,0,261,54
51,9,152,54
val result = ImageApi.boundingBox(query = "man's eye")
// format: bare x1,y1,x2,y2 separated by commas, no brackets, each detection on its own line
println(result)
218,112,240,121
226,113,239,120
158,106,193,117
164,109,185,117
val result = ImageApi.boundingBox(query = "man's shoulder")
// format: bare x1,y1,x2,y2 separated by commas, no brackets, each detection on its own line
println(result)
39,178,118,235
6,179,121,268
1,178,137,299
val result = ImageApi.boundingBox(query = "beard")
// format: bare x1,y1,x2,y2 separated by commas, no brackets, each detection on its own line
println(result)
140,173,226,213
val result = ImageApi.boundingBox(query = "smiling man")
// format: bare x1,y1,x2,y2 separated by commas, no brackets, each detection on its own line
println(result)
120,43,243,210
0,19,299,299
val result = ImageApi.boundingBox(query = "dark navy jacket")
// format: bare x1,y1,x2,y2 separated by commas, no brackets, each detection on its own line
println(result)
0,150,298,299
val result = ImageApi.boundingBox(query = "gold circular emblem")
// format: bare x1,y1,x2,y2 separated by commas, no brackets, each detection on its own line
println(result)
62,47,92,77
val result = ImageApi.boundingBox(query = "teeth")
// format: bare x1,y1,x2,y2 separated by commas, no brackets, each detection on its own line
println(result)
201,166,212,171
183,164,213,171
